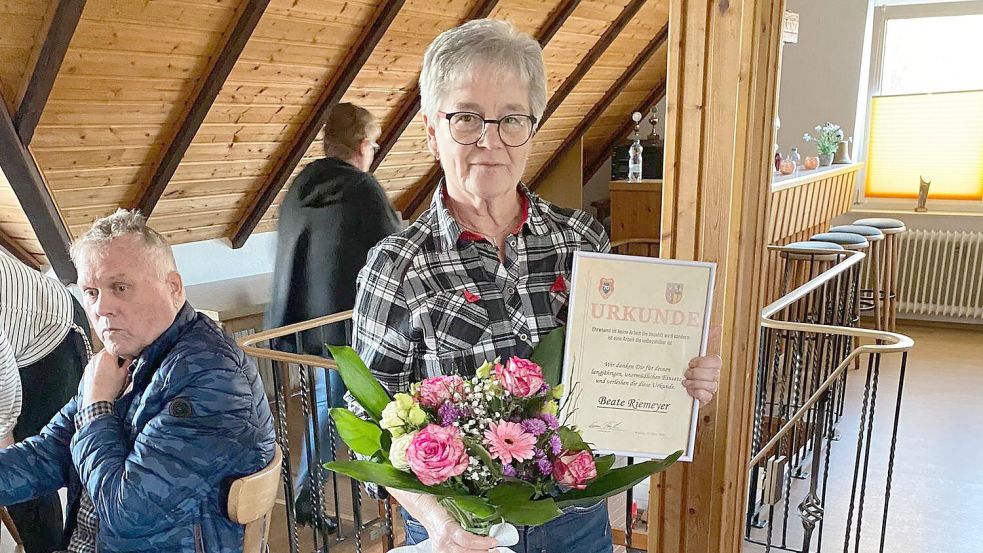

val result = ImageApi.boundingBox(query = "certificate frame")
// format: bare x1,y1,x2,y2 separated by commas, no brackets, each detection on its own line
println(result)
560,251,716,462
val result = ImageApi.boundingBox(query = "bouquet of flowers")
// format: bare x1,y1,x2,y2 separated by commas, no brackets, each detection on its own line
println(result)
324,329,680,552
802,122,844,156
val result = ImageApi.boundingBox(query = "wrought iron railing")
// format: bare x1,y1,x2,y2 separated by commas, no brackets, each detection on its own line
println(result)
239,310,396,553
745,247,914,553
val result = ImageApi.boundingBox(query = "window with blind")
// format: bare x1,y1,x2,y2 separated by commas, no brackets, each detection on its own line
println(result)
865,9,983,201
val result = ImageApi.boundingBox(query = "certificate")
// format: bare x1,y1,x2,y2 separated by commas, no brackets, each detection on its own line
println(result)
560,252,715,461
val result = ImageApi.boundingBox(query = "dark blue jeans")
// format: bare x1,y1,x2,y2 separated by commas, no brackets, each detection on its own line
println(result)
293,367,347,497
401,501,614,553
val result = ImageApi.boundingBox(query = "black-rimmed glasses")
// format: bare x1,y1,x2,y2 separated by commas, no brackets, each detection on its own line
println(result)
438,111,537,147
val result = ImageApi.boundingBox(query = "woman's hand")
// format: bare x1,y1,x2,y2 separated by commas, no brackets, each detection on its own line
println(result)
389,489,498,552
0,431,13,448
428,517,499,552
682,326,723,407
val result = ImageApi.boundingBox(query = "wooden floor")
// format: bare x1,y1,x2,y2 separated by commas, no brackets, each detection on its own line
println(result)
2,323,980,553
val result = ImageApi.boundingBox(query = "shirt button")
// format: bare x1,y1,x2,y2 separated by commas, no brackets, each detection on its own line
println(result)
507,287,516,295
509,239,517,247
519,332,529,342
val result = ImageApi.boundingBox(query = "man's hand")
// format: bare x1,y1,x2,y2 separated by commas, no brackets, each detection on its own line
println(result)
81,350,131,408
682,326,723,408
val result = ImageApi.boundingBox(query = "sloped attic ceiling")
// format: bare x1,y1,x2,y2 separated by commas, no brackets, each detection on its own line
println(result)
0,0,668,277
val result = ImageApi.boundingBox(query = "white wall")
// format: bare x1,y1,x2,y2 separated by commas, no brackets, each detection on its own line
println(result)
776,0,871,159
171,231,278,287
583,97,667,219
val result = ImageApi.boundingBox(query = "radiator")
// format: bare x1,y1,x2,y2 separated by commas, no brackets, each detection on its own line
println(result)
892,229,983,322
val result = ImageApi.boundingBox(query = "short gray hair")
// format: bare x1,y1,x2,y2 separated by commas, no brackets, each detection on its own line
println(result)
419,19,547,122
70,209,177,278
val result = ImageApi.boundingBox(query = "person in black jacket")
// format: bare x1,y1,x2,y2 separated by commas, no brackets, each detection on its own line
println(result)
266,102,401,531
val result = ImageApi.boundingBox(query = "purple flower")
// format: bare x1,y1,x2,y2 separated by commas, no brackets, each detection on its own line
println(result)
438,403,463,426
540,413,560,430
549,434,562,455
539,382,552,394
537,457,553,476
520,418,547,437
502,463,517,477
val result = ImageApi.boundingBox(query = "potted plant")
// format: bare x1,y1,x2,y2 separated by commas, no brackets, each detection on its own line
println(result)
803,122,843,166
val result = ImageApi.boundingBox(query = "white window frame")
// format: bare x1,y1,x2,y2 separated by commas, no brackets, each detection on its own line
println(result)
855,0,983,212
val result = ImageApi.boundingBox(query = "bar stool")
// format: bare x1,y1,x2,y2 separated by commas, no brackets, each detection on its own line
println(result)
853,218,907,331
810,231,868,346
829,225,886,330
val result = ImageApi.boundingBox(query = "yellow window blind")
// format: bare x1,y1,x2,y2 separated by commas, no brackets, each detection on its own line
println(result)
865,90,983,201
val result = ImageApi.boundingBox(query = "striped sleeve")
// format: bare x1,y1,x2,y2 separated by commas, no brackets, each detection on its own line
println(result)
0,255,74,367
0,327,22,439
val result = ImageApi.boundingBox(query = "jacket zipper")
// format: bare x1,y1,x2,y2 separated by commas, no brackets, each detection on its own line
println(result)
194,522,206,553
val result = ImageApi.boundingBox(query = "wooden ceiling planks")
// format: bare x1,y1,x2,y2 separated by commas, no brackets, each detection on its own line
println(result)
28,0,242,248
580,47,668,182
529,26,668,190
230,0,408,247
0,0,673,259
524,0,667,184
135,0,271,218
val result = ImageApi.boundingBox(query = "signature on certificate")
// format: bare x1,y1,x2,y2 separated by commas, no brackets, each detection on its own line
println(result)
588,420,625,432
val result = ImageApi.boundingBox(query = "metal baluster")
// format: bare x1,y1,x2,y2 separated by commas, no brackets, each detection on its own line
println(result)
853,352,882,552
843,351,877,552
625,456,635,551
272,360,300,553
798,389,829,551
350,446,364,552
879,352,908,553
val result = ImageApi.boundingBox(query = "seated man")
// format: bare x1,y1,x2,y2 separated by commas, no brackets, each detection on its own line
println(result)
0,209,276,551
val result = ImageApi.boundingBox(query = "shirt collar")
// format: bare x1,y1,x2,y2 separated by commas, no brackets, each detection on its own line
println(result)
431,181,548,250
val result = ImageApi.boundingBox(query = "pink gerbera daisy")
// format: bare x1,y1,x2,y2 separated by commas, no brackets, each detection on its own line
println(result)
483,421,537,464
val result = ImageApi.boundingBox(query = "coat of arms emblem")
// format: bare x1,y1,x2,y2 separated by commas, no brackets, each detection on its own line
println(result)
598,278,615,299
665,282,684,305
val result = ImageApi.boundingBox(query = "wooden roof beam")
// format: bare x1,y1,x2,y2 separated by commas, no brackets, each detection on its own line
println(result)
530,24,669,190
0,229,41,270
14,0,86,146
581,80,667,183
401,0,643,215
135,0,270,218
370,0,505,172
231,0,407,248
0,91,76,283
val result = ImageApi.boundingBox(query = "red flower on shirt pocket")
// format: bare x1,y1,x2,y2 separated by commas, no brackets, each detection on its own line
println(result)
550,275,568,293
462,289,481,303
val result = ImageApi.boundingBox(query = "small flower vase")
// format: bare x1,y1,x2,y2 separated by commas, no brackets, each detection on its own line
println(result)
803,156,819,170
779,160,795,175
819,153,833,167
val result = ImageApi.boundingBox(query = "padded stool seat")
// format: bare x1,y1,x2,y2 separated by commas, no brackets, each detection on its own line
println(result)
811,232,869,250
829,225,884,242
781,241,845,261
853,217,906,235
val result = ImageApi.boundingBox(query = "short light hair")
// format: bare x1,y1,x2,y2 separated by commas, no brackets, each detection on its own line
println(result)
322,103,381,161
419,19,547,122
70,209,177,278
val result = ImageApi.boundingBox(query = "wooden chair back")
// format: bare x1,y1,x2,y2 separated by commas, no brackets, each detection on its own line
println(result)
228,445,282,553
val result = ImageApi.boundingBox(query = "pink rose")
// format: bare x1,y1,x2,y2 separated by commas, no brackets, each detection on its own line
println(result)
416,375,465,409
496,357,545,398
406,424,470,485
552,450,597,490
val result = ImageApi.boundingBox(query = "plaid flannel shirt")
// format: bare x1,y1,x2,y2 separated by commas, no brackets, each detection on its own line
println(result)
68,400,115,552
352,184,610,397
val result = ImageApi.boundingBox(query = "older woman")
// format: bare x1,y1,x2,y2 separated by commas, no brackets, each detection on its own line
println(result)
353,19,721,553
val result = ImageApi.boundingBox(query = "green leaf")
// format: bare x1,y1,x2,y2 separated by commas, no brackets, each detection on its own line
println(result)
487,481,563,526
329,408,383,457
558,427,590,452
531,326,565,387
443,495,499,520
593,454,616,478
463,437,502,479
324,460,465,497
327,345,391,420
554,451,682,509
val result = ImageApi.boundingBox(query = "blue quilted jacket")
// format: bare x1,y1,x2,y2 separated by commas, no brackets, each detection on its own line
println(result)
0,303,276,551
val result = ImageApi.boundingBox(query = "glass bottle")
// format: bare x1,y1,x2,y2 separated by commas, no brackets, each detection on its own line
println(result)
628,136,643,182
788,147,801,174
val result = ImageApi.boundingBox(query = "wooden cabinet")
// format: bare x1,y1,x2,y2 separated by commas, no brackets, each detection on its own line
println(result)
609,179,663,242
